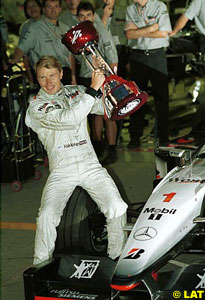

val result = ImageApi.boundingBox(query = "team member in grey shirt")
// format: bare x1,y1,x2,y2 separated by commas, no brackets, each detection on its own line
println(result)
18,0,43,85
59,0,104,29
170,0,205,53
10,0,72,84
96,0,129,78
59,0,80,27
19,0,43,39
125,0,172,149
72,2,119,165
96,0,130,151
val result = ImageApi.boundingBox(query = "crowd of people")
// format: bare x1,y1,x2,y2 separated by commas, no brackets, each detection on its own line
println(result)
1,0,204,267
2,0,205,159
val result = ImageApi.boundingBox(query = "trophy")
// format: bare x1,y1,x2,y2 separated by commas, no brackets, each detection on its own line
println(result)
62,21,148,121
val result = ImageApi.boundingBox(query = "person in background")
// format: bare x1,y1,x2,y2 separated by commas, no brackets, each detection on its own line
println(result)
59,0,104,28
19,0,43,86
96,0,130,148
59,0,105,85
20,0,43,37
25,55,128,265
59,0,81,27
96,0,129,78
9,0,72,85
125,0,172,149
169,0,205,53
72,1,119,165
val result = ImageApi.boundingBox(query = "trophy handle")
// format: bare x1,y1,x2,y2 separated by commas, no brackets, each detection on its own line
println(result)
81,43,114,76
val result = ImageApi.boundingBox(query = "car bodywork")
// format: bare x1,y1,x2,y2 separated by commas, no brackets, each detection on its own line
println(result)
110,145,205,299
23,145,205,300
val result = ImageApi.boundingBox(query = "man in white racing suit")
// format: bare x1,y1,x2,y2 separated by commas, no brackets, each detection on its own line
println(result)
25,55,128,265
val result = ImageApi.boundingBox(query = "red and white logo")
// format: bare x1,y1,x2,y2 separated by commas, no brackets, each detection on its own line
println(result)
72,30,82,44
123,248,145,259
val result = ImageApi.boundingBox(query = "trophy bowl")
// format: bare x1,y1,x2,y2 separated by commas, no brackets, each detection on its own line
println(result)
62,20,99,55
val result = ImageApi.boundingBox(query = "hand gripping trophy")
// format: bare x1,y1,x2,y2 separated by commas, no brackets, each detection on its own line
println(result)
62,21,148,121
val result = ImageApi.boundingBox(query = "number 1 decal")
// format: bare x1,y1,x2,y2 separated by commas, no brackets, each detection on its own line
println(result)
163,192,176,202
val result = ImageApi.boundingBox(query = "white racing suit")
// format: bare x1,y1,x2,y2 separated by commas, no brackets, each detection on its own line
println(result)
25,84,128,265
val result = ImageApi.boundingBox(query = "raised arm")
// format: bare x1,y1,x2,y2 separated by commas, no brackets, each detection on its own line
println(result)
90,68,105,91
101,4,114,27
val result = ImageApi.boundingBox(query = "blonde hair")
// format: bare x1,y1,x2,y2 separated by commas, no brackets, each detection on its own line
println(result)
35,56,62,72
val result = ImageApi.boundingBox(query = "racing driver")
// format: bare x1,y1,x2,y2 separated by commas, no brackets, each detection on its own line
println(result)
25,55,128,265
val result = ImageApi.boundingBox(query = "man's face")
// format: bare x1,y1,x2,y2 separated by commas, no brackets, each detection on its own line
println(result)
77,9,94,23
65,0,80,11
44,0,61,21
37,67,63,95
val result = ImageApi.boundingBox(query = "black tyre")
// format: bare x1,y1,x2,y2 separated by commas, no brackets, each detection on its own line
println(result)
55,186,107,255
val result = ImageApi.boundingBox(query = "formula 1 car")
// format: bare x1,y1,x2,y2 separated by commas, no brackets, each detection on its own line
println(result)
23,144,205,300
110,144,205,299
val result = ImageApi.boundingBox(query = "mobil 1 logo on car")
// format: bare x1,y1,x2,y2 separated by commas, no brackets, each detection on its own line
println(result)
143,207,177,220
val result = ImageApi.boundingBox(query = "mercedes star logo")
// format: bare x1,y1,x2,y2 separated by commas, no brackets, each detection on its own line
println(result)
133,226,157,241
